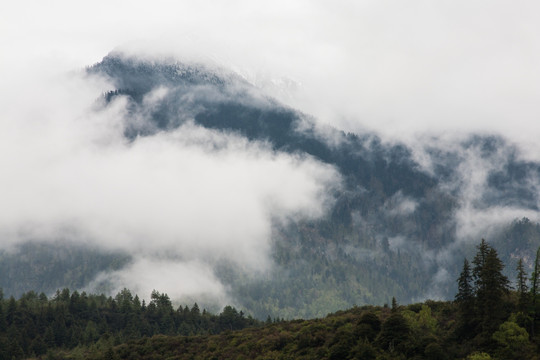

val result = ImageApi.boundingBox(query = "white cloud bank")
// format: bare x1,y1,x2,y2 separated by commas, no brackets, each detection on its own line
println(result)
0,66,339,301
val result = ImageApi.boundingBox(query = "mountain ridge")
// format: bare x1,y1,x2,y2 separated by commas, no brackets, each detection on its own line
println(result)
0,53,539,319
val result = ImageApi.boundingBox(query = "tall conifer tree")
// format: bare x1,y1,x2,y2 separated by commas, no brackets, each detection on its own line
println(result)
516,258,529,313
455,258,475,337
472,239,490,291
478,247,510,333
456,258,473,304
530,247,540,337
468,239,510,336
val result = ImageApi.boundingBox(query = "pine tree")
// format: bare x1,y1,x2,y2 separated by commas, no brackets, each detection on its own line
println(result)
516,258,529,313
471,239,491,334
472,239,490,291
391,297,398,313
456,258,475,337
468,239,510,337
6,296,16,326
456,259,474,304
530,247,540,337
477,247,510,334
532,248,540,299
0,299,6,332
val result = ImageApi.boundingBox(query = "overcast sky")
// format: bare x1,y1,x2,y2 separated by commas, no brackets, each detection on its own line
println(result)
2,0,540,300
2,0,540,144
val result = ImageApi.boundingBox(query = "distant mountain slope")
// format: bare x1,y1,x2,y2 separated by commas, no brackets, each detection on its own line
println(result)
0,242,129,297
1,53,539,318
86,53,540,316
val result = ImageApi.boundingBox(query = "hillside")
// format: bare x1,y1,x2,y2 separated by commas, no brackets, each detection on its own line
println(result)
5,294,539,359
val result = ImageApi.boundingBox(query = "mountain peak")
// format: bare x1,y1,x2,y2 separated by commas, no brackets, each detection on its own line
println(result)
88,52,247,93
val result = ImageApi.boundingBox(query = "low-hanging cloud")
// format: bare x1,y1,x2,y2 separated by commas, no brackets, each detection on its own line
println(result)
437,137,540,241
409,133,540,300
86,257,230,305
0,68,340,302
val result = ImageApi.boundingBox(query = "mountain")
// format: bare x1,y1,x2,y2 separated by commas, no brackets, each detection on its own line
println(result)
1,52,539,319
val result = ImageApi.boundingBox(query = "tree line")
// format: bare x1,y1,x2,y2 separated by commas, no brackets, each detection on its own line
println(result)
1,238,540,359
0,288,259,359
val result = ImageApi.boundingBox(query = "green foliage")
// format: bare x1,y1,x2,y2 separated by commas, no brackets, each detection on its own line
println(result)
376,312,411,354
0,288,259,359
466,352,492,360
349,339,377,360
356,311,381,342
402,304,438,337
492,316,531,359
424,342,445,360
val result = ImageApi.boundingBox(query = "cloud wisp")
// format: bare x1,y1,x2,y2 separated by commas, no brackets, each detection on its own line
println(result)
0,67,339,303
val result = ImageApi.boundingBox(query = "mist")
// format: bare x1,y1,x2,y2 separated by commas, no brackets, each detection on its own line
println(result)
2,0,540,304
0,66,339,302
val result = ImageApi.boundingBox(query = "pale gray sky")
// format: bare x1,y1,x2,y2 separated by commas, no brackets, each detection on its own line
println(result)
2,0,539,144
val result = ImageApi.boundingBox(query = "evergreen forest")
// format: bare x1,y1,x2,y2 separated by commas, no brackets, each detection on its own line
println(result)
1,239,540,359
